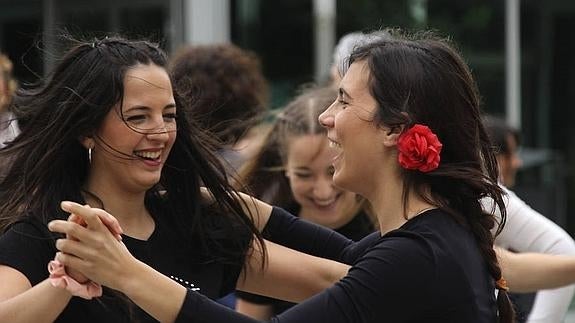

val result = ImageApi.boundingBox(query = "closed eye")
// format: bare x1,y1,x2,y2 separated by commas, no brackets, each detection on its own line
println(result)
163,113,177,121
125,115,147,123
294,172,313,179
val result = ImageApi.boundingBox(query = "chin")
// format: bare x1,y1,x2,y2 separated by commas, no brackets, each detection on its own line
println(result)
138,177,162,189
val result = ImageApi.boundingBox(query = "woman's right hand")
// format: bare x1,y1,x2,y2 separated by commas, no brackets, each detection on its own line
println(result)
48,202,187,322
64,208,123,284
47,201,136,292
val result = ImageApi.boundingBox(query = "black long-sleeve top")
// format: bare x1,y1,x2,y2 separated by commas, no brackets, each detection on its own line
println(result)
177,207,497,323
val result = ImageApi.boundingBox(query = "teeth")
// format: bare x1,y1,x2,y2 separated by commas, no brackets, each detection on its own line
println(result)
135,151,161,160
329,140,341,148
315,199,336,207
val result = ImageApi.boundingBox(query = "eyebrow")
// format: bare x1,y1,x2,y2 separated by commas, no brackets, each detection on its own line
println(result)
124,103,176,113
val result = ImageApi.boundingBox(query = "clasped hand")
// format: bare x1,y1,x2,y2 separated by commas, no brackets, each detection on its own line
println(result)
48,201,134,291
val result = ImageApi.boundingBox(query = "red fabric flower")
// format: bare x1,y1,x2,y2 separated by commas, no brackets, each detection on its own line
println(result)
397,124,442,172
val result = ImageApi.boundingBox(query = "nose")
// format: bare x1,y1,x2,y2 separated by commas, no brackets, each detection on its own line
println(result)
318,100,336,129
145,119,172,142
146,129,170,142
313,176,335,200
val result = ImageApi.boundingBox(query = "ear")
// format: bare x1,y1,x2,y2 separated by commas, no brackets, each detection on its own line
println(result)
382,124,405,147
80,136,95,150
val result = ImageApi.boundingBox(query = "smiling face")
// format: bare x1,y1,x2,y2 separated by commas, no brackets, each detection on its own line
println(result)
284,134,358,229
319,60,391,196
86,63,177,194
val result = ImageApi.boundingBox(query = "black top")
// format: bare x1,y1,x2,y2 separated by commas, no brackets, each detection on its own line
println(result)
177,207,497,323
236,208,375,314
0,210,244,322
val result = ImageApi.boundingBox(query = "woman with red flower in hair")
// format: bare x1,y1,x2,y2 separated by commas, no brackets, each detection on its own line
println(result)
317,29,513,322
49,29,512,322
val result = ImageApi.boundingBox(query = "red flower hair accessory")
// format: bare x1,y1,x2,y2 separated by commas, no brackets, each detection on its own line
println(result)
397,124,442,172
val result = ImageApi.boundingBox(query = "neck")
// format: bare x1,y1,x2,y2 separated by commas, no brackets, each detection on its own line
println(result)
367,172,436,234
83,179,154,239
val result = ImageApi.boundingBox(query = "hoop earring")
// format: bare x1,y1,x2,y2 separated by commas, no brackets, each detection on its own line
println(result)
88,146,93,164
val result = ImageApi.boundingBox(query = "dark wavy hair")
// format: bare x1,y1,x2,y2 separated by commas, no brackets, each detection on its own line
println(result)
347,29,514,322
169,43,269,146
0,36,264,270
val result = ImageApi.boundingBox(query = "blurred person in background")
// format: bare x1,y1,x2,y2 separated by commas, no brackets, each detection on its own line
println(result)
169,43,270,173
483,115,522,188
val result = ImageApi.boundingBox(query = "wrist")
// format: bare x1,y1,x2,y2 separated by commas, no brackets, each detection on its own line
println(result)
116,258,150,296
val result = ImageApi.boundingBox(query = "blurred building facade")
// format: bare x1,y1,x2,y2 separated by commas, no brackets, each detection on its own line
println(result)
0,0,574,234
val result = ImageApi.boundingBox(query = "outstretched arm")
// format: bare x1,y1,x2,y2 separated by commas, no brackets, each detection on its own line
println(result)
498,247,575,292
238,239,349,303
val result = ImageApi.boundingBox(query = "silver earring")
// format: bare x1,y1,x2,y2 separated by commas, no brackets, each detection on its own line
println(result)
88,147,92,164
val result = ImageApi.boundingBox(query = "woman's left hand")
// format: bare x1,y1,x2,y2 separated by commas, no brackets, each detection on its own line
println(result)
48,201,137,291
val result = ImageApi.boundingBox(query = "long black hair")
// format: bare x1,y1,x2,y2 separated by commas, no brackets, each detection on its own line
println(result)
0,36,264,268
348,29,514,322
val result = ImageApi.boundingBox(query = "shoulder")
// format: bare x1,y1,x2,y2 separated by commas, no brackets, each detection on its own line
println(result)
1,218,52,239
360,230,439,271
0,218,56,286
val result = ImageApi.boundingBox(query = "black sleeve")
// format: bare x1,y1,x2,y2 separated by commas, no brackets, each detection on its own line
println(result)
263,207,380,264
175,235,437,323
0,220,57,286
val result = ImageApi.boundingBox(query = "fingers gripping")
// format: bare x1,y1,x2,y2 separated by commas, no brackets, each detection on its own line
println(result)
60,201,123,240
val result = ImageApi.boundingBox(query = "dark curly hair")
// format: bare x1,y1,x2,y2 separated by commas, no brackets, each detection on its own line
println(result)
169,43,269,145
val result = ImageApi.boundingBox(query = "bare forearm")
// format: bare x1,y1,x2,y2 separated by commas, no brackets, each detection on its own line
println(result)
119,260,187,323
238,240,349,303
499,249,575,292
0,279,72,323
